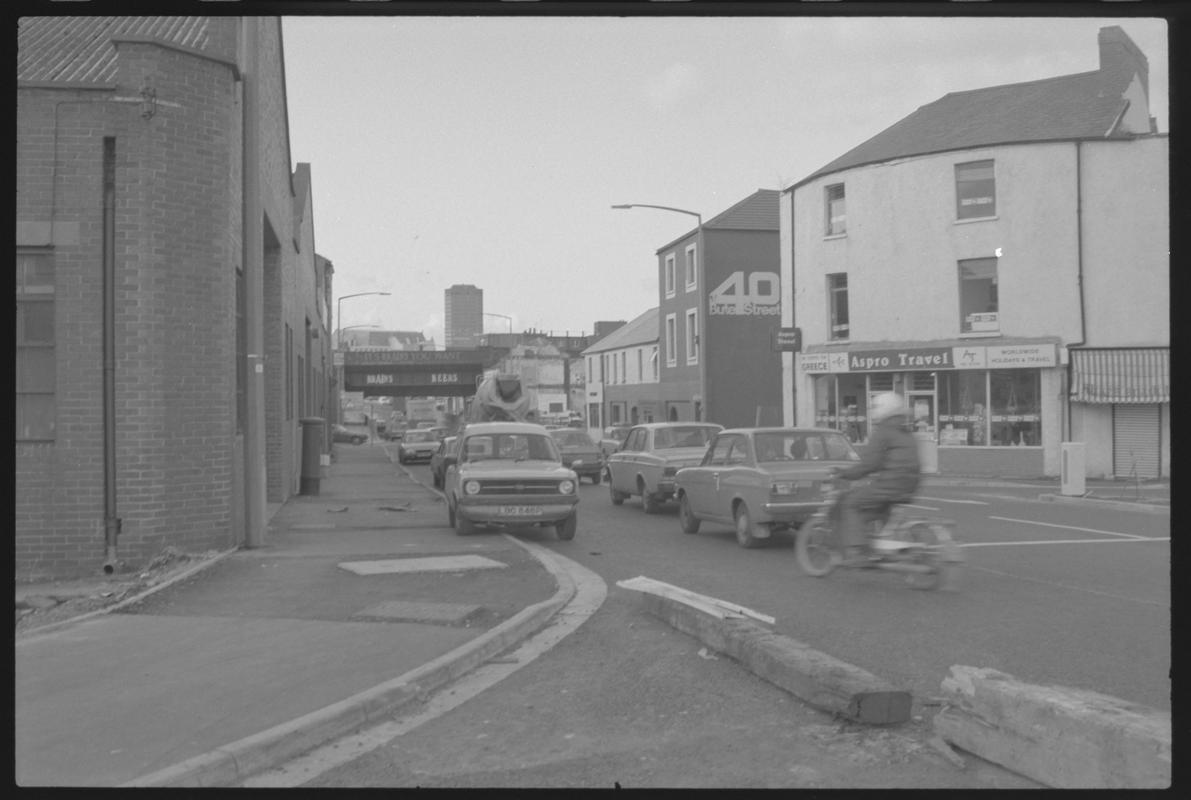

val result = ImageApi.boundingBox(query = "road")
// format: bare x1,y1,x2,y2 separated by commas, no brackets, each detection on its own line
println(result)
250,460,1168,787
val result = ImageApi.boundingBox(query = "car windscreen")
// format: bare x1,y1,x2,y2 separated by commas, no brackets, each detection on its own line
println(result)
404,431,435,443
552,431,596,448
462,433,560,462
754,431,861,463
653,426,718,450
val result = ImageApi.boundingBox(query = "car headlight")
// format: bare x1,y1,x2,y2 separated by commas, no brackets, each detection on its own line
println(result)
662,467,677,478
771,481,797,495
572,459,583,467
558,480,575,495
464,480,481,495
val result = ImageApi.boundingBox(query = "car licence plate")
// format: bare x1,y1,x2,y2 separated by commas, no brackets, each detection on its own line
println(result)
497,505,542,516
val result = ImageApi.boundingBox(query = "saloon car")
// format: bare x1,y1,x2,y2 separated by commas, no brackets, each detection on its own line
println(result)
673,427,861,548
397,429,441,464
598,425,632,460
605,422,723,513
443,422,580,539
548,428,603,484
430,436,457,489
332,423,368,445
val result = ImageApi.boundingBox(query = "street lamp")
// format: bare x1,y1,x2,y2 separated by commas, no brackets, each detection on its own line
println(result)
611,203,702,227
336,292,391,349
483,312,514,333
612,202,705,422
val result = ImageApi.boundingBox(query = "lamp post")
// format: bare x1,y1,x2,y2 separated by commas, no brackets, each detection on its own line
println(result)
612,202,706,422
335,292,391,349
483,312,514,333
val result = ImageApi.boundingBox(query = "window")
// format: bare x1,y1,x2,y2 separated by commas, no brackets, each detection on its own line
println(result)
685,308,699,365
664,254,676,297
16,251,55,441
637,348,643,382
958,257,998,333
828,273,849,340
938,369,1041,446
665,313,677,366
956,160,995,220
939,371,988,446
650,346,658,380
685,244,697,290
620,351,626,383
825,183,846,235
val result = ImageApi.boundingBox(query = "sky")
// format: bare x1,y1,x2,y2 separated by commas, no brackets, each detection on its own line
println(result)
280,12,1169,347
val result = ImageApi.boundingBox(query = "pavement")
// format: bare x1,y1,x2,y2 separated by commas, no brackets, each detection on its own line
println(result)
13,444,1169,788
14,441,572,788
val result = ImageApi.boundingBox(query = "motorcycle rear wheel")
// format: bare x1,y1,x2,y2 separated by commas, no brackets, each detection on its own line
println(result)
901,521,959,590
795,519,837,577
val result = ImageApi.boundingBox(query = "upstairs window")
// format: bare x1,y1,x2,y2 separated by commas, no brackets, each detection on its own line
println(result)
664,254,676,297
956,160,996,220
665,313,677,366
16,251,56,442
828,273,849,340
685,308,699,365
825,184,846,235
958,257,999,333
685,244,697,290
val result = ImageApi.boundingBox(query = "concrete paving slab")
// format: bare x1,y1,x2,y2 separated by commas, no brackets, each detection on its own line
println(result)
15,613,475,787
338,555,508,575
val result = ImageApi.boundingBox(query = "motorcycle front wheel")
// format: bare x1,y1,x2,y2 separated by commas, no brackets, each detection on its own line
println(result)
795,518,837,577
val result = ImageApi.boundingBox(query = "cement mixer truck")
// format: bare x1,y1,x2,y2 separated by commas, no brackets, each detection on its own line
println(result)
465,372,537,423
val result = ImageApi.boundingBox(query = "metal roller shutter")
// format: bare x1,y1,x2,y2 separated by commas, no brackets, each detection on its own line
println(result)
1112,404,1160,478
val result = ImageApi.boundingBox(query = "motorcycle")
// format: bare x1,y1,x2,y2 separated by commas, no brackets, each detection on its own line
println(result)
794,473,964,590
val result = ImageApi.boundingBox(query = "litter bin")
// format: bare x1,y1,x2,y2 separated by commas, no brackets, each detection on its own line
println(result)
1060,442,1086,496
299,417,325,495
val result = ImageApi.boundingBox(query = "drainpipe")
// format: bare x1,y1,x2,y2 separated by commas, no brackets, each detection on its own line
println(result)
102,137,121,573
1064,142,1088,442
242,18,266,548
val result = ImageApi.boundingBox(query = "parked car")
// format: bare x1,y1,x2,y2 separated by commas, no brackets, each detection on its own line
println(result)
598,425,632,459
443,422,580,539
430,436,458,489
605,422,723,513
674,427,861,548
548,428,603,484
385,422,407,441
333,423,370,445
397,429,440,464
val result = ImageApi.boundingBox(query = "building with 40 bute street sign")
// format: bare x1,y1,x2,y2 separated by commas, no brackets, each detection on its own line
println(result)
781,25,1167,479
16,16,336,579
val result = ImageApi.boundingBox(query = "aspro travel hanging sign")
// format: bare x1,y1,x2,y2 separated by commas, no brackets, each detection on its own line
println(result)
708,271,781,316
799,343,1057,373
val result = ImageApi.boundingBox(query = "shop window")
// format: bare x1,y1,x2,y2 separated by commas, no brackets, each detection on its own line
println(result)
825,183,846,236
828,273,849,340
939,371,988,446
685,244,697,290
665,314,677,366
989,370,1040,446
16,250,55,442
956,159,996,220
665,254,676,297
959,258,998,333
685,308,699,365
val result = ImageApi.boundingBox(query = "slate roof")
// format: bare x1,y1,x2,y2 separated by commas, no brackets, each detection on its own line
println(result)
582,307,658,355
795,61,1138,188
656,189,779,253
17,16,216,84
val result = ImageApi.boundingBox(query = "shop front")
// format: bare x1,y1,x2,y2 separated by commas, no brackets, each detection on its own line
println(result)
798,339,1062,477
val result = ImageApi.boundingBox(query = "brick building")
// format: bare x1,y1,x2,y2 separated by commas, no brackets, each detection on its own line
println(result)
16,16,332,578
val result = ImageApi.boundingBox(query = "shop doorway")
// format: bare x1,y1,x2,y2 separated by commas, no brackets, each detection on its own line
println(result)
907,392,936,435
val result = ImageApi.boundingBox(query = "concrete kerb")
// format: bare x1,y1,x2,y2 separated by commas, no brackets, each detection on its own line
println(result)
120,533,578,788
632,590,911,726
1036,493,1170,514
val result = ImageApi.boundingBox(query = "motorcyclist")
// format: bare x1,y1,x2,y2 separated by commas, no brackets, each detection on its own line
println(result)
833,391,921,564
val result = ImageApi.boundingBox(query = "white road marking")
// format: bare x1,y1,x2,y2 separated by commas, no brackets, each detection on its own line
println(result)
916,496,989,505
960,537,1169,548
968,563,1169,606
243,539,606,788
901,503,939,511
988,516,1148,540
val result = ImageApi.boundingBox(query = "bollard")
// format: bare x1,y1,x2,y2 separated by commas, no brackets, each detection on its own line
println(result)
299,417,325,495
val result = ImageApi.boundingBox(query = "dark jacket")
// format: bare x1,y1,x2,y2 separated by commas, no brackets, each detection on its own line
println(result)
838,414,921,498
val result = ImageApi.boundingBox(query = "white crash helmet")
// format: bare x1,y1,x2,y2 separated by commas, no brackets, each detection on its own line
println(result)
869,392,909,423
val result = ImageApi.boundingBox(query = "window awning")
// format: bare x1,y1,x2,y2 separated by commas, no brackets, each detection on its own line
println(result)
1070,348,1168,404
